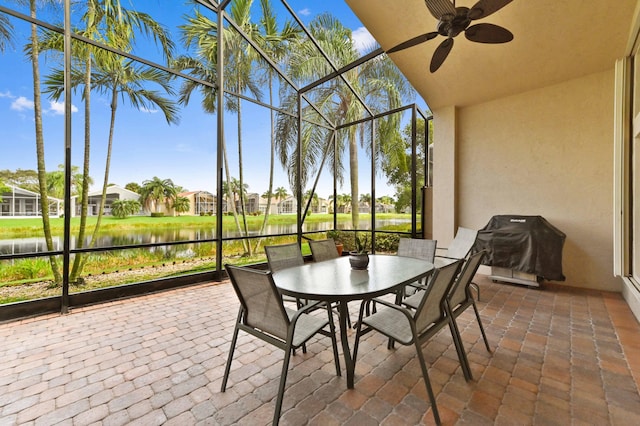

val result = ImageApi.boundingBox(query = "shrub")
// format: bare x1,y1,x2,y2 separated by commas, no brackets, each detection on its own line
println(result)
150,212,165,218
375,233,401,252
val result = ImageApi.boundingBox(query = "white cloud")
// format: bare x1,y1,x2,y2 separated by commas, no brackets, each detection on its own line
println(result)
0,91,14,99
298,8,311,16
48,100,78,115
140,106,159,114
352,27,377,54
11,96,34,112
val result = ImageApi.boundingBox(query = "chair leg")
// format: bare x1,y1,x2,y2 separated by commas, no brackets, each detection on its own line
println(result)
448,317,473,381
414,338,441,426
326,304,341,377
273,345,293,426
472,301,491,352
221,310,242,392
352,300,369,363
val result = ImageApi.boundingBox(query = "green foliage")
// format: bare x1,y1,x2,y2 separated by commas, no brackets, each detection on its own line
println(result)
111,199,141,219
150,212,165,217
0,258,51,281
140,177,178,214
0,168,39,192
326,229,342,243
172,196,190,215
353,232,369,254
0,180,9,203
375,233,401,252
125,182,141,193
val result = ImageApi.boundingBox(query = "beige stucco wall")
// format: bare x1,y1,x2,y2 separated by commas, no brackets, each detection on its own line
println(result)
433,70,620,291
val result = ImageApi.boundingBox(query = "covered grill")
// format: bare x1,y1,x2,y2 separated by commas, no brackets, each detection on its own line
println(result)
473,215,566,286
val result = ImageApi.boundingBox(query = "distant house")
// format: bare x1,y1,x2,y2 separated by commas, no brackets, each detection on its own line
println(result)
273,196,329,215
244,193,261,214
359,202,371,214
177,191,216,216
70,185,141,217
375,203,395,213
258,195,279,215
278,196,297,214
0,184,62,218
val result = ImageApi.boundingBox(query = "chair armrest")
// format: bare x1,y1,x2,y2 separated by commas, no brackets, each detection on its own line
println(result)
289,300,326,324
434,254,459,260
370,297,415,321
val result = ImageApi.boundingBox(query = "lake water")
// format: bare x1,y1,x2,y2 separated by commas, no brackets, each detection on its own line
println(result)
0,219,411,255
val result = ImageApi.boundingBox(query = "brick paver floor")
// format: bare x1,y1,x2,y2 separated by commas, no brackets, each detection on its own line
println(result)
1,275,640,425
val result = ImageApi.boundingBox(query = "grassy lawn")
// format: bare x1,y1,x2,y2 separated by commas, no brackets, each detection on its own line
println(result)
0,212,415,303
0,213,413,237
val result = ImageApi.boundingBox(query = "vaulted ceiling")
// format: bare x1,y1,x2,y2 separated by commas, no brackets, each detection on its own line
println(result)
346,0,639,110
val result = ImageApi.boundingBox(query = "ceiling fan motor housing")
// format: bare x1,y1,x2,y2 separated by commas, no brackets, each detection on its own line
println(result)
437,6,471,37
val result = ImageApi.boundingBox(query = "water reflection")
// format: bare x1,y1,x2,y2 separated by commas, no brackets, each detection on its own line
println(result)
0,219,410,254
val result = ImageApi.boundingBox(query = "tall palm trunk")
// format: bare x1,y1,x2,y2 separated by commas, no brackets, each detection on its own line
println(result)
222,142,248,253
78,85,117,272
236,96,252,256
30,0,61,284
254,74,275,253
349,131,359,227
69,52,93,283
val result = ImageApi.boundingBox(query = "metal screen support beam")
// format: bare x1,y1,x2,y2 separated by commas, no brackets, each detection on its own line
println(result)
370,120,376,253
215,6,225,280
61,0,72,314
411,105,417,238
332,131,338,231
296,93,303,246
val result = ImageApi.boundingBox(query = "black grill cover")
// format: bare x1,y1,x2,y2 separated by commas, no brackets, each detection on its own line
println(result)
473,215,566,281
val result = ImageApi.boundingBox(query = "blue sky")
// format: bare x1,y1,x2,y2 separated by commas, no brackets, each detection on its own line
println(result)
0,1,421,200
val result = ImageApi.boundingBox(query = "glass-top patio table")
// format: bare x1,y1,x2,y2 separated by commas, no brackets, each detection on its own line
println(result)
273,254,434,388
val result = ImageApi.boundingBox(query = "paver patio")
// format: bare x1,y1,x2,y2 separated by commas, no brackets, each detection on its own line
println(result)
1,274,640,425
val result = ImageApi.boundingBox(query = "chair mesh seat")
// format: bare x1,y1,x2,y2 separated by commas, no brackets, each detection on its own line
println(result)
362,308,414,344
285,308,329,347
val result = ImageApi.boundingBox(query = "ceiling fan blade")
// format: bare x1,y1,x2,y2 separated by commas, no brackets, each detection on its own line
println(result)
387,32,439,54
424,0,456,20
430,37,454,73
468,0,513,20
465,23,513,43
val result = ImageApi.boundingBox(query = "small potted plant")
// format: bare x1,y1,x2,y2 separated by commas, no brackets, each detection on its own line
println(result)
326,229,344,256
349,232,370,270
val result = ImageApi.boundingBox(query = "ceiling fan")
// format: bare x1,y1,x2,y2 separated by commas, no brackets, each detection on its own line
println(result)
387,0,514,72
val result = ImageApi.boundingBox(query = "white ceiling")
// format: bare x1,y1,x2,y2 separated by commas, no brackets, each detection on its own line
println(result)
345,0,639,110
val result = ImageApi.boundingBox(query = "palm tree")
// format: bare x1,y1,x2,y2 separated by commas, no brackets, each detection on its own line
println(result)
41,0,176,283
46,164,92,200
253,0,301,251
22,0,64,284
176,0,263,255
223,178,249,215
303,188,319,213
277,14,412,228
0,12,14,52
140,177,178,215
274,186,288,201
111,199,140,218
173,196,191,216
124,182,141,193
